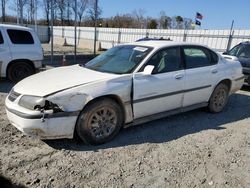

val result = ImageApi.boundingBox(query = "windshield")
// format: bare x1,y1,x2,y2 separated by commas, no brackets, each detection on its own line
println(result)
85,45,153,74
228,45,242,56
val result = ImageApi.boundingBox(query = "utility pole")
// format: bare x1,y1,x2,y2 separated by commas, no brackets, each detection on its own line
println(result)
93,0,98,55
74,0,77,64
17,0,19,24
34,0,37,32
50,0,54,65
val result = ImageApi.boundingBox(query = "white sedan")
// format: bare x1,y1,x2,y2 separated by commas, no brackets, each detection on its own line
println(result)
5,41,244,145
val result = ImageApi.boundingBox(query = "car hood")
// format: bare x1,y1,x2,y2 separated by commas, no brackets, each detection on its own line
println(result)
13,65,119,97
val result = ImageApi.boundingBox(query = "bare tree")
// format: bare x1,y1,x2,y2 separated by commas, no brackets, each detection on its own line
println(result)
42,0,50,25
14,0,28,24
65,0,71,25
71,0,89,26
132,9,146,28
183,18,193,29
159,10,171,29
1,0,8,22
86,0,102,26
55,0,66,26
27,0,38,24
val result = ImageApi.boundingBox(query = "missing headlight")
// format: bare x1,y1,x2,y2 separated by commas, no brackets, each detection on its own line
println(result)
34,100,63,113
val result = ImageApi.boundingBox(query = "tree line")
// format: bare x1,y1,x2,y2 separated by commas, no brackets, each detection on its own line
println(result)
0,0,194,29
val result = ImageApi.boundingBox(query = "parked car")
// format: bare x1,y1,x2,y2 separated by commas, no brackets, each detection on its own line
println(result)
223,41,250,85
136,36,171,42
5,41,244,145
0,24,43,82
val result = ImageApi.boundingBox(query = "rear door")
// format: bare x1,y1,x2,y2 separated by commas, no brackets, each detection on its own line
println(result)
133,47,185,119
0,28,11,77
182,46,220,107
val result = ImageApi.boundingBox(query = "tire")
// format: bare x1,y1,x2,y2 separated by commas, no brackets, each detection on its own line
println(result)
208,83,229,113
76,98,124,145
7,62,35,83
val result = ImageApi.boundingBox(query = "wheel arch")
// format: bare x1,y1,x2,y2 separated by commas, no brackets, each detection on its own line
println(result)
209,79,232,102
6,59,35,76
83,94,126,123
216,79,232,91
74,94,127,143
208,79,232,113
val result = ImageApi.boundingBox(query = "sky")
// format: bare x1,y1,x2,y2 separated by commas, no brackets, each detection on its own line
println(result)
99,0,250,29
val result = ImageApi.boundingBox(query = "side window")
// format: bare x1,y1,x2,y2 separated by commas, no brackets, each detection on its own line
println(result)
0,31,3,44
238,46,250,58
146,47,182,74
184,47,216,69
7,29,34,44
210,50,219,64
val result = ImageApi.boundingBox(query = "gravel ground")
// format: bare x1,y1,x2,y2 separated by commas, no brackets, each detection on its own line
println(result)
42,44,93,56
0,80,250,188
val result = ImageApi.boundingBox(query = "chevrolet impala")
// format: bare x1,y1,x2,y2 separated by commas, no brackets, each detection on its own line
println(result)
5,41,244,145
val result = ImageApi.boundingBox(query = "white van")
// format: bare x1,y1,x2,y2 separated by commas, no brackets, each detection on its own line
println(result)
0,24,43,82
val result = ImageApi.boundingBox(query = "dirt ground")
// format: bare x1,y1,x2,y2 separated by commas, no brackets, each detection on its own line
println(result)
0,80,250,188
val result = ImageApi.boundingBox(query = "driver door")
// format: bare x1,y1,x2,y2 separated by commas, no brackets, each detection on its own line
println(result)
133,47,185,119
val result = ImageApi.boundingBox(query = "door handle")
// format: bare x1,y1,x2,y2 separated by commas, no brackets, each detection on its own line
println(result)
175,74,184,80
211,69,218,74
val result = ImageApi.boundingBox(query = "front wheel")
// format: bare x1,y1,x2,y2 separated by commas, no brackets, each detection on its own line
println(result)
76,99,123,145
208,83,229,113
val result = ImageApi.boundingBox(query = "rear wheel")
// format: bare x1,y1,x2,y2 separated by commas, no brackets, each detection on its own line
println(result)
208,83,229,113
7,62,35,82
76,98,123,145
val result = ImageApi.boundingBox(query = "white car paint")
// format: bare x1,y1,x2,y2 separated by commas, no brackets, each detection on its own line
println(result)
14,64,121,96
0,24,43,78
5,41,244,140
133,69,185,118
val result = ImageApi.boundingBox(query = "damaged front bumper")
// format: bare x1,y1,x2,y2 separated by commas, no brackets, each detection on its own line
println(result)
5,102,79,139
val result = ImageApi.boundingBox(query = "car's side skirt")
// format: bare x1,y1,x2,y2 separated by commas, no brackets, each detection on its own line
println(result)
124,102,208,128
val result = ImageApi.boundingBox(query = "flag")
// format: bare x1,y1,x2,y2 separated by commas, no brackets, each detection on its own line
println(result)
196,12,203,20
195,19,201,26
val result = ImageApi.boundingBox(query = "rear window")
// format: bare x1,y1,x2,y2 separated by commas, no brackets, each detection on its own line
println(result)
0,31,3,44
7,29,34,44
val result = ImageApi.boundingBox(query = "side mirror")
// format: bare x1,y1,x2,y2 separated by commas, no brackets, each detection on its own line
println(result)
143,65,155,75
222,52,227,55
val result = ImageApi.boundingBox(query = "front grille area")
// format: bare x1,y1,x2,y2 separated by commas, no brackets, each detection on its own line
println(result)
8,90,21,102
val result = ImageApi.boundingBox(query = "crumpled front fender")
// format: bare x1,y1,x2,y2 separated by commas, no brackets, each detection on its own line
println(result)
47,91,93,112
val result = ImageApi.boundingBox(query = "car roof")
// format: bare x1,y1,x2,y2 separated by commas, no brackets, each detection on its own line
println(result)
129,40,209,49
239,41,250,45
0,24,33,31
136,37,171,42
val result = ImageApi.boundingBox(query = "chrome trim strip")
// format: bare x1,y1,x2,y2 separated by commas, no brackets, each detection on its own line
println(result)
133,85,211,104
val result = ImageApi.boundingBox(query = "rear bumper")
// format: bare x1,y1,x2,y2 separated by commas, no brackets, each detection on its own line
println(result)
231,76,244,93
